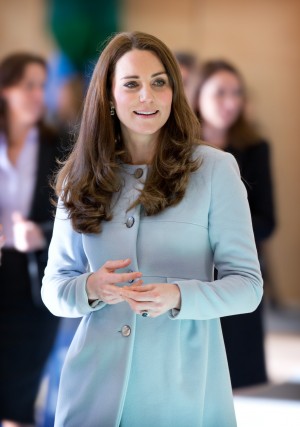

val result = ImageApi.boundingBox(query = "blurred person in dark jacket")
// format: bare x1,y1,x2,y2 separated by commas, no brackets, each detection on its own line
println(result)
195,59,276,389
0,53,60,427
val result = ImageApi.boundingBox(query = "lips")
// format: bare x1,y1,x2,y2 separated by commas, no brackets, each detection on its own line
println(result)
134,110,159,116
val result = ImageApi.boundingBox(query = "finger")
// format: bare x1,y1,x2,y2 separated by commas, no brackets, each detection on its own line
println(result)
123,284,154,292
121,289,156,302
122,283,143,292
100,280,143,298
123,296,157,313
109,271,143,284
104,258,131,271
102,280,143,299
100,283,125,296
129,279,144,287
106,296,124,305
11,211,25,223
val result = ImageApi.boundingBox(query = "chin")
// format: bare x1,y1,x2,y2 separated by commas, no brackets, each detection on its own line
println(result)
134,126,161,135
215,121,232,131
23,114,42,126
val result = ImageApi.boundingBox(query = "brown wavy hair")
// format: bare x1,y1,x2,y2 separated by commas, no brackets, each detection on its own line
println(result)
56,31,201,234
195,60,259,149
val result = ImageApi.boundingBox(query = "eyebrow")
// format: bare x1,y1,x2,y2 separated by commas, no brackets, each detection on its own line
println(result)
121,71,167,80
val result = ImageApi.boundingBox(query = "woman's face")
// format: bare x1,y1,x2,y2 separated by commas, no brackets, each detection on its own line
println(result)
111,49,173,141
198,70,244,131
2,63,46,126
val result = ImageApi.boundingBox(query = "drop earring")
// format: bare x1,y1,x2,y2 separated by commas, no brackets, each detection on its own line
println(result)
110,104,115,116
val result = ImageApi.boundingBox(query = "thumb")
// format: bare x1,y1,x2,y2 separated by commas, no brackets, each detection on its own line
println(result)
12,211,25,224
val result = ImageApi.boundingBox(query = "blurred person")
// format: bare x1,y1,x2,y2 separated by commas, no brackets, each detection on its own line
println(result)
195,59,276,388
42,31,262,426
0,53,61,427
174,51,200,110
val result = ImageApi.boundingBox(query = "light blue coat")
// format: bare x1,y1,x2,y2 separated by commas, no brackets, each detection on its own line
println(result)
42,145,263,427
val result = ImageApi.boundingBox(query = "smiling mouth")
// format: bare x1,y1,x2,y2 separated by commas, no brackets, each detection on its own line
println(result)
134,110,159,116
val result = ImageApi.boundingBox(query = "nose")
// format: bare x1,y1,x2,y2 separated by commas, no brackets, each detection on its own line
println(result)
224,94,241,112
32,85,45,104
139,85,154,103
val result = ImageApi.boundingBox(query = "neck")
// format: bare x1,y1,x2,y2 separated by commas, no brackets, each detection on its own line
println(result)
7,114,33,147
202,122,228,149
121,129,159,165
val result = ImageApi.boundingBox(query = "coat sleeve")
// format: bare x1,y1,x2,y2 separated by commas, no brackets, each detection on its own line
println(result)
170,152,263,321
41,202,106,317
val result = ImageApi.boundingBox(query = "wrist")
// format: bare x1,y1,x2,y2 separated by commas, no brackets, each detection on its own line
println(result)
86,273,98,300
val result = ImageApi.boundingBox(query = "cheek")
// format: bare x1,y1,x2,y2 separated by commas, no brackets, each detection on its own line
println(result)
6,91,27,111
199,94,219,120
160,90,173,114
164,89,173,103
113,92,133,116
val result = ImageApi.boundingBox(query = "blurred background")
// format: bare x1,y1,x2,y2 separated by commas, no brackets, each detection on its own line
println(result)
0,0,299,426
0,0,299,307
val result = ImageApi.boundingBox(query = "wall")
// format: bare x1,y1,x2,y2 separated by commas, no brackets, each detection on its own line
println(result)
0,0,55,58
0,0,299,305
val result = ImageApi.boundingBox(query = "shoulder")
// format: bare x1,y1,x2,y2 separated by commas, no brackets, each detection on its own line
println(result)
192,142,240,176
243,139,271,157
38,123,60,147
187,143,248,212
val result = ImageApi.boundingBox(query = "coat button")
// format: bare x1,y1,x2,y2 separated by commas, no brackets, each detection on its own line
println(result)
126,216,135,228
134,168,144,179
121,325,131,337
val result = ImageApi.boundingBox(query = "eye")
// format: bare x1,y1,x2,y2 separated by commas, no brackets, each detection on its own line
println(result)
25,82,35,90
153,78,167,87
216,89,226,97
124,81,138,89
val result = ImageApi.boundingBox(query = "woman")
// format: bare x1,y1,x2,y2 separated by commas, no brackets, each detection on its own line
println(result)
196,60,276,388
42,32,263,427
0,53,60,426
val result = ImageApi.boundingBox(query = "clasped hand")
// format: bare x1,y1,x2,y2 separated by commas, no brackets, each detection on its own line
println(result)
12,212,46,252
86,258,181,318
